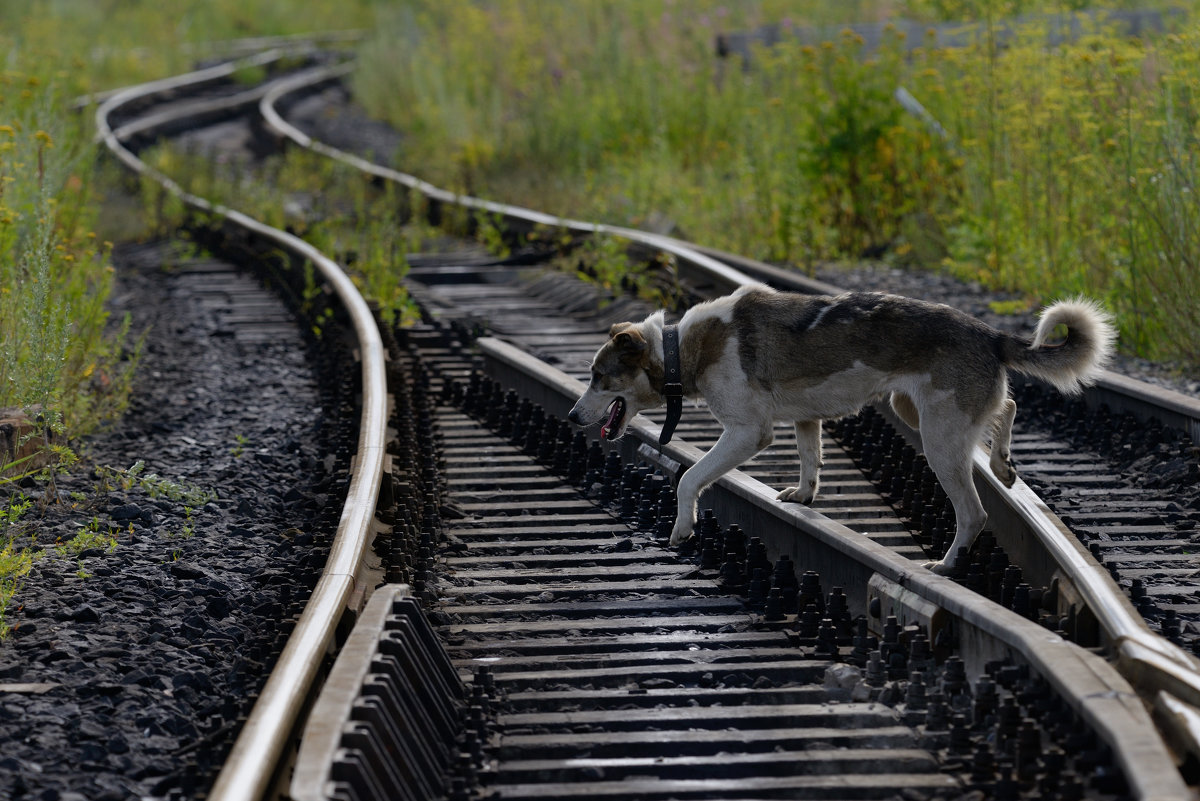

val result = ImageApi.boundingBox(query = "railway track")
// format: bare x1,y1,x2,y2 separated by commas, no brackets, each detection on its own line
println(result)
88,50,1200,800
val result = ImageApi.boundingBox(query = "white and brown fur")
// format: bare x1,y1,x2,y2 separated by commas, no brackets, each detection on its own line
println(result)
568,284,1115,574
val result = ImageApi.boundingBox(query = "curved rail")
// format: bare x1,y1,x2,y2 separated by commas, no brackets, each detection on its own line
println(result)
259,64,758,295
262,60,1200,766
96,54,389,801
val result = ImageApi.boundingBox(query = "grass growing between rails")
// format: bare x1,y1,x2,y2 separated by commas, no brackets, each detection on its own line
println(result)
141,142,425,328
353,0,1200,372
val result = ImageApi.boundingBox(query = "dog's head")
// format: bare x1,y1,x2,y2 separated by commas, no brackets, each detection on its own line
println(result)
568,317,664,441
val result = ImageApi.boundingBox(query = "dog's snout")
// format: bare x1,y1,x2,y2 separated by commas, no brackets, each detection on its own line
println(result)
568,408,582,425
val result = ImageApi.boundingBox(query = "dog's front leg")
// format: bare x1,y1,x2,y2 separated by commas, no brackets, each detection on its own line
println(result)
777,419,823,504
670,424,773,545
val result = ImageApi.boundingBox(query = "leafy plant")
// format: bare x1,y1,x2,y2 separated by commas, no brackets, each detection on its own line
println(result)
475,211,511,259
569,234,637,295
98,461,216,507
57,518,119,556
352,1,1200,369
1,493,32,527
0,538,39,638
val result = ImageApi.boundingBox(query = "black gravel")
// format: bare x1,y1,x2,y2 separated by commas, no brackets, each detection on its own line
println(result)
0,240,351,800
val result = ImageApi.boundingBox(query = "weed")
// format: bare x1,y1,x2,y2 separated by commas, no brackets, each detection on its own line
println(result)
231,434,249,459
0,537,40,638
57,518,118,556
475,211,511,259
156,144,420,328
1,493,32,527
570,235,637,295
179,507,196,539
0,488,42,638
1,74,141,455
98,461,216,508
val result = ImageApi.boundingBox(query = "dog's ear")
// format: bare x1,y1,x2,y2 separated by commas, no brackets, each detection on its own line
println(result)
609,326,648,352
609,322,634,339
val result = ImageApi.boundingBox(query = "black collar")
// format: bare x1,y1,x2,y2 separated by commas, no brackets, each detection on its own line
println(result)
659,324,683,446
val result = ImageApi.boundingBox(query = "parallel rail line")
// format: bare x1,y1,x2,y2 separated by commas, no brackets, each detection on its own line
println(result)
97,51,388,801
94,51,1200,799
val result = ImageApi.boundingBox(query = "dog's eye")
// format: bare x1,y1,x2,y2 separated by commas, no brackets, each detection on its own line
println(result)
590,369,603,387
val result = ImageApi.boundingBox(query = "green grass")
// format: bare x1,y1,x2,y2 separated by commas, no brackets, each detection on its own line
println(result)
2,0,388,440
56,521,119,558
1,0,385,638
352,0,1200,371
0,536,40,639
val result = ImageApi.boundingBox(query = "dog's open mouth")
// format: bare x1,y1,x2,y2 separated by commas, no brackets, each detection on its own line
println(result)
600,398,626,440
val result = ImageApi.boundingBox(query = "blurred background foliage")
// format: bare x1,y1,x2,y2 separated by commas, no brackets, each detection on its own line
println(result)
355,0,1198,367
1,0,1196,462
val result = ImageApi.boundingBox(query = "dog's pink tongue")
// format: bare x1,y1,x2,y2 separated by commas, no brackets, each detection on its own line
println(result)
600,399,624,440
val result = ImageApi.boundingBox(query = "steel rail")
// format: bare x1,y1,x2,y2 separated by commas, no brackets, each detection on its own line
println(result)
262,60,1200,767
96,55,389,801
972,445,1200,713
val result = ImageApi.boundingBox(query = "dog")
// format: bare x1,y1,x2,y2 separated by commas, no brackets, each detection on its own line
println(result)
568,283,1115,574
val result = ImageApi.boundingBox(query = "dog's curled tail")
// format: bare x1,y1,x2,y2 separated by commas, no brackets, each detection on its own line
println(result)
1003,297,1116,395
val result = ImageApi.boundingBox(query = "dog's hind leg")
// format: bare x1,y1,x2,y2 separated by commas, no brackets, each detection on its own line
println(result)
988,398,1018,488
921,425,989,575
670,423,773,546
777,419,823,504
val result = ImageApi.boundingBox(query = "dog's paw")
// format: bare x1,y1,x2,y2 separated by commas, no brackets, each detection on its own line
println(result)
776,485,816,505
923,559,956,576
989,449,1018,488
997,460,1017,488
668,520,693,547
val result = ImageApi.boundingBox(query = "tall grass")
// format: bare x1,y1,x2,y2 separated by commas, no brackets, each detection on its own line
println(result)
1,0,385,637
0,76,137,451
916,17,1200,361
1,0,385,455
354,1,1199,370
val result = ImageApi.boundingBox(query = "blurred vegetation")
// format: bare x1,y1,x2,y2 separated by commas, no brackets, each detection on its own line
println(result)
1,0,379,636
354,0,1198,370
0,0,380,481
